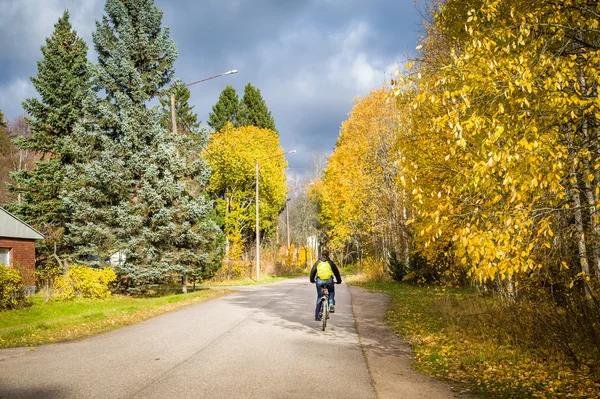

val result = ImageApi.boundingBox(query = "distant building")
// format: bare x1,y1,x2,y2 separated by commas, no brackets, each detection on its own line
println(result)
0,207,44,295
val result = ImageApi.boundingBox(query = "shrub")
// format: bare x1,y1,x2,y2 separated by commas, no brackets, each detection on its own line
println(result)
361,258,390,281
36,264,62,302
297,247,313,267
402,251,440,285
212,261,252,281
388,252,408,282
53,265,117,300
0,264,28,310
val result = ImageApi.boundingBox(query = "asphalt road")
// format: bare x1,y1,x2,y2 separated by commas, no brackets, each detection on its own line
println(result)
0,278,375,399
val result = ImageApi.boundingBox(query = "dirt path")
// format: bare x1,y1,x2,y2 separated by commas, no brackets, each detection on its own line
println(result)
349,286,478,399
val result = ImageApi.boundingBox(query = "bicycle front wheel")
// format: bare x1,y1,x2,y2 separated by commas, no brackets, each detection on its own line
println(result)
322,296,328,331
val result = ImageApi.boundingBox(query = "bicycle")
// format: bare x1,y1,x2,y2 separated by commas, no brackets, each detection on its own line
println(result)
319,286,331,331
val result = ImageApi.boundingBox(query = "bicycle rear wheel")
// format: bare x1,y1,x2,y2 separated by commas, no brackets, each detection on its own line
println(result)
321,296,328,331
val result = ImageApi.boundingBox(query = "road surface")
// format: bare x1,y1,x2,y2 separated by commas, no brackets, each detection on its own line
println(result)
0,278,375,399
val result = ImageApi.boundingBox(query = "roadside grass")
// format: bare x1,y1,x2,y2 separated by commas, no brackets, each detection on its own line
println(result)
348,278,600,398
0,289,229,349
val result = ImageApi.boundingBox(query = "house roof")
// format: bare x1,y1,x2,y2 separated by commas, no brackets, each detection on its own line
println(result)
0,208,44,240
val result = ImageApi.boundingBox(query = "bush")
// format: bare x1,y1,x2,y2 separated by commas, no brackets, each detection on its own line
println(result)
361,258,389,281
36,264,62,302
212,261,252,281
53,265,117,300
0,264,28,310
402,251,441,285
388,252,408,281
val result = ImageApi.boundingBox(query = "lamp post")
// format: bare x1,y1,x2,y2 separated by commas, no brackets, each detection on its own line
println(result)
286,197,291,251
169,69,237,294
256,150,296,281
170,69,238,135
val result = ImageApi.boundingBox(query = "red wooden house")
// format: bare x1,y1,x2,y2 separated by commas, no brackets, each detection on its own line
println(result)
0,207,44,295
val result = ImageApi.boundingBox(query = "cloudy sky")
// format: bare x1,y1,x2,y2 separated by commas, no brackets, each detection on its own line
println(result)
0,0,424,173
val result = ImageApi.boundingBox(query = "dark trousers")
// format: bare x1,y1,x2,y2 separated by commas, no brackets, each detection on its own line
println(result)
315,277,335,318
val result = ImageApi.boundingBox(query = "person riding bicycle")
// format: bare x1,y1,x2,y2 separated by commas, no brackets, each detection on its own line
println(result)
310,249,342,321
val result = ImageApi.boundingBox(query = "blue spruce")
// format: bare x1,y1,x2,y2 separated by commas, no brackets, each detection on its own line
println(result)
65,0,224,290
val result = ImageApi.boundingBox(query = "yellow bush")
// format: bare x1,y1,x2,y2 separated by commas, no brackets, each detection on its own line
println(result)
226,230,245,261
297,247,314,267
54,265,116,300
212,261,252,281
0,264,26,310
361,258,390,282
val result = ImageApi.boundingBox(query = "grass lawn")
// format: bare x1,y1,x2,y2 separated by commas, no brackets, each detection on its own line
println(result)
348,278,600,399
0,289,229,349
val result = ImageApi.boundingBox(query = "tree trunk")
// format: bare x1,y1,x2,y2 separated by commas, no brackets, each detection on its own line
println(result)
578,66,600,279
565,118,592,295
570,164,591,293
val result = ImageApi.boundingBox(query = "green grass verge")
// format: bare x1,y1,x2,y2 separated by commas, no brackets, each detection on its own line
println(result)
0,289,229,348
349,280,599,398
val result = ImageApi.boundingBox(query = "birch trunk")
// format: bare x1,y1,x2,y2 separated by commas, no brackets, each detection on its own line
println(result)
578,66,600,279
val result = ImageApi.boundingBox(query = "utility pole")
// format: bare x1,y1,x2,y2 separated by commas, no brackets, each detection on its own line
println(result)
255,150,296,281
286,198,290,251
171,94,177,135
256,160,260,281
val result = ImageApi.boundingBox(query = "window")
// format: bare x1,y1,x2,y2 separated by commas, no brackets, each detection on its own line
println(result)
0,248,10,266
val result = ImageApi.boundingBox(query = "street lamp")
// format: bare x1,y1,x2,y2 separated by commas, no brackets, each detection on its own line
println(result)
256,149,297,281
169,69,237,294
170,69,238,135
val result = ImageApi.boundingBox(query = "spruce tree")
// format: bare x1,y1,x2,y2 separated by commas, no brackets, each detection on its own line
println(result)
8,11,90,269
238,83,276,132
65,0,223,289
207,85,239,131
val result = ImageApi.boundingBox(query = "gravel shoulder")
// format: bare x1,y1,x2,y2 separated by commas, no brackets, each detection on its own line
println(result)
349,285,478,399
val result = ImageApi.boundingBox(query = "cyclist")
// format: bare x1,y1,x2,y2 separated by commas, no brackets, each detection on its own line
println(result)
310,249,342,321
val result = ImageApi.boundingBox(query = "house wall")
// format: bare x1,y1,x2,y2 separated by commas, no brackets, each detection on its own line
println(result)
0,237,36,286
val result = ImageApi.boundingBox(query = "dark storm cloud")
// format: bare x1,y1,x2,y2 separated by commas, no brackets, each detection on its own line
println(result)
0,0,423,173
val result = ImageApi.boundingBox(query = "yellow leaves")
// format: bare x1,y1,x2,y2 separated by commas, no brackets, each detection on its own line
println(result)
357,0,600,287
319,88,401,248
207,123,287,245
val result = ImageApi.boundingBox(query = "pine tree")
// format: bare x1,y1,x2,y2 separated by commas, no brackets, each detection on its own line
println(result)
8,11,90,270
207,85,239,132
238,83,276,132
65,0,224,289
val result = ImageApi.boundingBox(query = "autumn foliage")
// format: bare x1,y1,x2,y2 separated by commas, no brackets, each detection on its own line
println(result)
206,123,287,259
316,89,409,270
318,0,600,395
